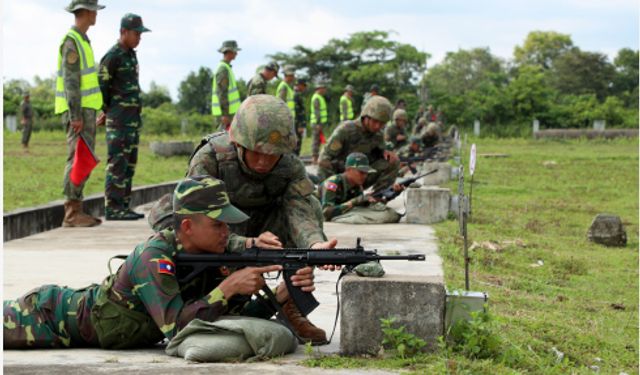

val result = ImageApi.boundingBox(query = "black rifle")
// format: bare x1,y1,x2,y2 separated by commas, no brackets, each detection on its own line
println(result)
370,169,438,202
399,146,446,164
174,239,425,317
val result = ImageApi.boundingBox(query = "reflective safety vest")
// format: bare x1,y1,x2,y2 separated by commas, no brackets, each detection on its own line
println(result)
310,92,327,124
339,94,354,120
55,29,103,114
276,81,295,117
211,61,241,116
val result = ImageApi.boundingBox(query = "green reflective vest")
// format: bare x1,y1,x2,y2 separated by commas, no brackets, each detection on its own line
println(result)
310,92,327,124
340,94,354,121
276,81,295,117
211,61,241,116
54,29,103,114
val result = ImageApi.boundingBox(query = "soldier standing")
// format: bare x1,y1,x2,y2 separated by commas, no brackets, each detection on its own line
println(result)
384,108,409,150
361,83,379,108
211,40,241,131
54,0,105,227
318,96,403,193
339,85,355,122
4,175,316,349
293,78,308,155
310,82,328,165
98,13,150,220
149,95,335,345
247,61,279,96
19,91,33,151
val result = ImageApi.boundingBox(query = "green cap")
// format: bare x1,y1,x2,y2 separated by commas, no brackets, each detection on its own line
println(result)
345,152,376,173
173,175,249,224
218,40,241,53
65,0,105,12
121,13,151,32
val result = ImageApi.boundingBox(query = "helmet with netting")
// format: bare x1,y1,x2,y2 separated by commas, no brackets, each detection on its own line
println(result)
361,96,393,123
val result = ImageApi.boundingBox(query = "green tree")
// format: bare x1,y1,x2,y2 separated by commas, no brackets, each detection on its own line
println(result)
506,65,555,122
513,31,573,69
550,48,615,101
177,66,212,114
141,81,172,108
612,48,639,107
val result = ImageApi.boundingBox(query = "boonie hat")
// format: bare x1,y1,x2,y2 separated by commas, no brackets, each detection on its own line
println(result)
65,0,105,13
218,40,241,53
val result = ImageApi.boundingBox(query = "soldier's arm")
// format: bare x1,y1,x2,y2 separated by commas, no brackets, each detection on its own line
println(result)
130,247,229,339
98,51,116,111
283,160,326,247
312,97,321,124
216,66,230,116
340,99,348,122
61,38,82,121
321,178,352,221
277,85,287,102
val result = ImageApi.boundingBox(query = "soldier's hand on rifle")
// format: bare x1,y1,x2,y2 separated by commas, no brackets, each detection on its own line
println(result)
218,265,282,299
392,183,405,192
246,231,282,249
383,150,399,164
275,266,316,303
311,238,341,271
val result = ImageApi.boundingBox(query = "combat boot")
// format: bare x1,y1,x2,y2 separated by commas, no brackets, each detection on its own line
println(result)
63,200,101,227
282,300,328,345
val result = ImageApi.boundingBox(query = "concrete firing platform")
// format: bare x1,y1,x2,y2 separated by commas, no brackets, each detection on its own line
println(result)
3,201,443,374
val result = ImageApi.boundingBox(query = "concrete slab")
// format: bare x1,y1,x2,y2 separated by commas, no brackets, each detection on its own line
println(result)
4,196,443,372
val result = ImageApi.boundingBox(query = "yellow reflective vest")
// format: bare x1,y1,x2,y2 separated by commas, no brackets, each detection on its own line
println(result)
310,92,328,124
211,61,241,116
54,28,103,114
339,94,354,120
276,81,295,117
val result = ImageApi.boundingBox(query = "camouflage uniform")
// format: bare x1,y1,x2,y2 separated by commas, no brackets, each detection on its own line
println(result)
99,17,148,217
319,174,366,221
318,97,399,191
213,62,231,130
19,97,33,147
420,122,442,148
3,176,274,349
247,73,268,96
293,81,307,155
60,26,100,202
384,109,409,151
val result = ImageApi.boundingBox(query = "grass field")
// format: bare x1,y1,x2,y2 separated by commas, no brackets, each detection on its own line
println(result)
3,130,638,373
304,137,639,374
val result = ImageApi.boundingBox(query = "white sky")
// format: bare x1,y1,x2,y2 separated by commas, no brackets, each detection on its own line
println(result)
2,0,638,99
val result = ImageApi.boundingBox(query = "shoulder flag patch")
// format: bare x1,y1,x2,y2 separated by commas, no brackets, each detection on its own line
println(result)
158,259,176,276
325,181,338,192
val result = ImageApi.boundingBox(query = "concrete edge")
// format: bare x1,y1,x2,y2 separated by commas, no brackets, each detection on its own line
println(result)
533,128,639,139
3,181,179,242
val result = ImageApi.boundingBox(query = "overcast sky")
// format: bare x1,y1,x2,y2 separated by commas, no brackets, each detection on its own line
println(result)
2,0,638,99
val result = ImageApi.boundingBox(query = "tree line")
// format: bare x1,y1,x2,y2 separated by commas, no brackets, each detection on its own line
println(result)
3,30,637,136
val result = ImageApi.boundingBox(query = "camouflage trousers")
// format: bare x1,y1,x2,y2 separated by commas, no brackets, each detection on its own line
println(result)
331,205,400,224
62,109,97,200
105,126,140,212
21,120,32,146
3,284,100,349
311,124,325,158
294,127,305,156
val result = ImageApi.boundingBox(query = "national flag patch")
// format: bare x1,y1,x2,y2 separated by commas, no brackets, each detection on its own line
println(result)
157,259,175,275
325,181,338,192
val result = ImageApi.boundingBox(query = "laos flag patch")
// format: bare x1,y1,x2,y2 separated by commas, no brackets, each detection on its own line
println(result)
158,259,176,275
325,181,338,192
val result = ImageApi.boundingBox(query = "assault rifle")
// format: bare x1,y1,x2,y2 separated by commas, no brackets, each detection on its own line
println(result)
174,239,425,317
399,146,447,164
369,168,438,202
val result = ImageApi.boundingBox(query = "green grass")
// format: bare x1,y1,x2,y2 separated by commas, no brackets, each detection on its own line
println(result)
303,137,639,374
3,129,314,212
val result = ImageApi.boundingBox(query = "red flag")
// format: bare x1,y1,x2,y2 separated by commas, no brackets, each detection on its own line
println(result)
70,134,99,186
319,129,326,144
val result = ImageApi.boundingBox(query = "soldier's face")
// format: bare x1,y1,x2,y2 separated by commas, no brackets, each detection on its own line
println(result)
185,215,229,254
122,29,142,49
346,168,368,187
243,148,281,174
364,117,385,133
395,118,407,128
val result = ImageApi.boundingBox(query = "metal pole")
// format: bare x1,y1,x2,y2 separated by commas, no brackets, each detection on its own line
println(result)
463,197,469,290
468,174,474,221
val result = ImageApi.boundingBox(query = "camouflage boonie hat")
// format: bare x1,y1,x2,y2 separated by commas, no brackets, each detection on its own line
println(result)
173,176,249,224
361,96,393,123
265,61,280,76
218,40,241,53
65,0,105,12
230,95,297,155
121,13,151,32
393,108,408,121
345,84,354,92
283,65,295,76
345,152,376,173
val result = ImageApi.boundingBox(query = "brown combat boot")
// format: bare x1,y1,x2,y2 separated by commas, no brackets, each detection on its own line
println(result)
62,200,101,227
282,300,328,345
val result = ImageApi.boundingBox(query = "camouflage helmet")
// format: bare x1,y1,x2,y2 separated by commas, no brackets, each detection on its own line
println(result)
417,117,428,126
393,108,408,121
424,122,441,137
361,96,393,123
230,94,297,155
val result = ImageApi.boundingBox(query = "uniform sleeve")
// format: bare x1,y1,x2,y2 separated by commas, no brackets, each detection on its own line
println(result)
216,66,229,116
321,177,352,221
128,246,230,339
98,51,116,111
277,85,287,102
384,125,394,143
340,99,348,122
312,97,321,125
61,38,82,121
283,159,326,247
318,125,346,178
